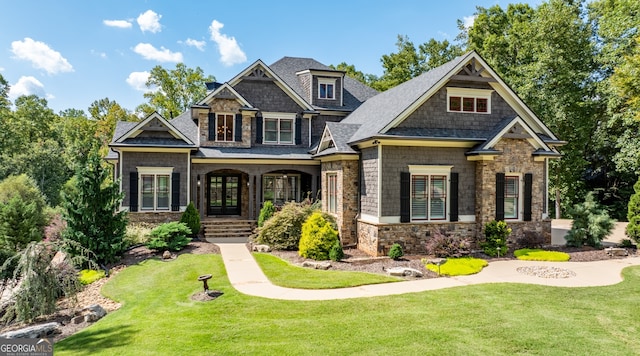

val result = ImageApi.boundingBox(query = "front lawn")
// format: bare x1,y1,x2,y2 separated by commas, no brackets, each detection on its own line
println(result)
55,254,640,355
253,252,400,289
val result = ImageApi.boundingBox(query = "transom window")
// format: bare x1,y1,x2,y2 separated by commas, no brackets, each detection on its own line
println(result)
504,176,520,220
446,87,492,114
138,167,173,211
319,79,335,100
264,117,294,144
263,174,299,205
327,173,337,213
216,113,234,142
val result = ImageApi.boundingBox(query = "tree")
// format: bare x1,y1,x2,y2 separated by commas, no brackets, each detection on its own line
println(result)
565,192,614,247
62,149,127,266
57,109,99,170
626,177,640,243
329,62,379,87
0,175,48,251
138,63,215,118
89,97,138,148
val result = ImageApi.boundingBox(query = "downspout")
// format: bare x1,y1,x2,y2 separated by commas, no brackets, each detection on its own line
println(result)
308,116,312,148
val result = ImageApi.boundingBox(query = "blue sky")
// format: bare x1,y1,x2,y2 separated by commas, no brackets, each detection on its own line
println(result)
0,0,542,114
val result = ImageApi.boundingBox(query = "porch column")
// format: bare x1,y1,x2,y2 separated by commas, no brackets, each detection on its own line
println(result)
255,174,262,218
248,174,255,220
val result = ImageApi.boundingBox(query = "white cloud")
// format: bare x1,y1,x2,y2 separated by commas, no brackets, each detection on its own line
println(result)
11,38,73,75
133,43,183,62
0,67,4,72
209,20,247,66
462,15,477,29
185,38,206,51
90,49,107,59
103,19,132,28
9,76,46,99
137,10,162,33
126,71,152,92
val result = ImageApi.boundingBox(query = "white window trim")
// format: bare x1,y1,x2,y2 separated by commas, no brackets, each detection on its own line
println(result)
137,167,173,211
504,173,523,221
327,173,338,214
446,87,492,114
408,165,452,222
318,78,336,100
215,112,235,142
262,112,296,145
262,173,301,204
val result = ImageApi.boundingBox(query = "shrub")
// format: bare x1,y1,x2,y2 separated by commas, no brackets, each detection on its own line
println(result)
0,249,18,280
514,249,570,262
258,201,276,227
516,230,546,249
388,243,404,260
425,229,471,258
329,240,344,262
146,222,192,252
299,212,339,261
79,269,106,285
565,192,614,247
255,201,314,250
124,223,155,247
619,239,636,248
180,202,201,238
0,174,49,251
482,220,510,257
626,178,640,243
423,257,488,276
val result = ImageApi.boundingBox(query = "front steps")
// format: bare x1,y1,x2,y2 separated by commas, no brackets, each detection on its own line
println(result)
203,219,256,243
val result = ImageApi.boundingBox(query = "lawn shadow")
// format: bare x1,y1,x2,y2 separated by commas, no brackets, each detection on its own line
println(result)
56,324,137,355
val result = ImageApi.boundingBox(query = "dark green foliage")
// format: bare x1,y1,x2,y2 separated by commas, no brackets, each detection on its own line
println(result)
146,222,191,252
565,192,614,247
0,175,48,251
619,239,635,249
0,249,17,280
388,243,404,260
258,200,276,227
329,240,344,262
425,229,471,258
255,201,314,250
299,212,339,261
626,178,640,243
180,202,201,238
62,150,127,265
482,220,511,257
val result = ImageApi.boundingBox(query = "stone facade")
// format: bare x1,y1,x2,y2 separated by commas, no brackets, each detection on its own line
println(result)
128,211,182,224
321,159,359,245
198,99,251,148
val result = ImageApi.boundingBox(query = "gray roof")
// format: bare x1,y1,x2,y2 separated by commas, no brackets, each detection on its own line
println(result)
169,111,198,144
111,121,138,143
110,111,198,148
314,122,361,156
195,145,314,160
343,52,471,144
270,57,378,111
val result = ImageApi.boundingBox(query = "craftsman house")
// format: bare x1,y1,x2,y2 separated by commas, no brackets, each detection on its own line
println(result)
109,51,562,256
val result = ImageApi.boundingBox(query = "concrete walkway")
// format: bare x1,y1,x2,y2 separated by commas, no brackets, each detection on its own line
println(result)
217,243,640,301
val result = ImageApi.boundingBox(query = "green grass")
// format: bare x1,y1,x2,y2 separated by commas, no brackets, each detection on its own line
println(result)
55,254,640,355
514,248,571,262
425,257,488,276
253,252,400,289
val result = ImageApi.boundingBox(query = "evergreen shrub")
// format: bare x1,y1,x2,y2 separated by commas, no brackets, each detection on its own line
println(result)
146,222,192,252
329,239,344,262
565,192,614,247
180,202,201,238
299,212,339,261
258,201,276,227
388,243,404,260
255,201,314,250
482,220,510,257
626,178,640,243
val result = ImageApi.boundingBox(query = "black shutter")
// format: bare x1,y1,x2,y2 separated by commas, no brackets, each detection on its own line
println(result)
129,172,138,212
496,173,505,221
208,113,215,141
171,172,180,211
295,117,302,145
450,172,459,222
235,114,243,142
255,115,263,144
524,173,533,221
400,172,411,223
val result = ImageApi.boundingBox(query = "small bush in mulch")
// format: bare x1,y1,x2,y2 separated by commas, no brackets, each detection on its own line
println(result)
388,243,404,260
424,257,488,276
425,229,471,258
79,269,106,285
514,249,570,262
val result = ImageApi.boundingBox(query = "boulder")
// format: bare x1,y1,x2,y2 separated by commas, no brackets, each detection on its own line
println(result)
252,244,271,252
301,261,331,270
162,250,172,259
386,267,423,278
606,247,628,257
83,304,107,319
0,322,60,339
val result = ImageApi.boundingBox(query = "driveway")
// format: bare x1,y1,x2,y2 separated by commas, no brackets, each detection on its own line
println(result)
552,219,628,246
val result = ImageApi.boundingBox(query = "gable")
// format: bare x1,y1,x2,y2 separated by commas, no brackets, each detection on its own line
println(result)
197,82,252,108
114,112,194,146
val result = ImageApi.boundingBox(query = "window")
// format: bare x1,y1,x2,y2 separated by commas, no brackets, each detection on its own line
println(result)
504,176,519,219
327,174,337,213
446,87,492,114
411,175,447,221
264,117,294,144
138,167,173,211
318,79,335,99
263,174,299,205
216,113,234,141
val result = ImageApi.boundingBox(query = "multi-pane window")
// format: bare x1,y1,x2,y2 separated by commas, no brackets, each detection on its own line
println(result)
411,175,447,221
504,176,519,219
319,79,335,99
216,114,234,141
449,96,489,113
264,118,293,144
327,174,337,213
141,174,170,210
263,175,298,205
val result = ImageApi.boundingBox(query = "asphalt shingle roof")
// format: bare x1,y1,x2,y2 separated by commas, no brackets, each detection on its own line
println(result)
195,145,314,160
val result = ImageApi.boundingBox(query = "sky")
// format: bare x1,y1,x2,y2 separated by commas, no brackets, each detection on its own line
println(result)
0,0,543,114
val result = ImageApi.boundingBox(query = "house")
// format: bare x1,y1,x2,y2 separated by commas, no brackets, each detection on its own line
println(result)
109,51,563,256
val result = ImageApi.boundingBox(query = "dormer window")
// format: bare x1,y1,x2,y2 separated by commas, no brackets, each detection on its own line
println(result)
446,87,492,114
319,79,336,100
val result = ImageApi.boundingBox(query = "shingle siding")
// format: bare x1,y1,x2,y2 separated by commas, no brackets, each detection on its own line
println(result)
233,80,302,113
360,147,378,216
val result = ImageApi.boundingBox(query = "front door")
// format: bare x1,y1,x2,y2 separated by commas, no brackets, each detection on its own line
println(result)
208,174,241,215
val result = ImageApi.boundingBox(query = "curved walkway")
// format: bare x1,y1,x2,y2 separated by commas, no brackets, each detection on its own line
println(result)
217,243,640,301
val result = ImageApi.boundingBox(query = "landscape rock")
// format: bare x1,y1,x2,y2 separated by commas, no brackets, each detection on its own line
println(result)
252,244,271,252
162,250,172,259
605,247,628,257
302,261,331,270
0,322,61,339
83,304,107,319
386,267,423,278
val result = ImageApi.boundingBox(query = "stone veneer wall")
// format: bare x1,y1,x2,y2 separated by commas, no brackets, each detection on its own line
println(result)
199,99,252,148
357,220,478,256
321,159,359,246
128,211,182,224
